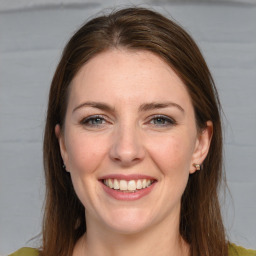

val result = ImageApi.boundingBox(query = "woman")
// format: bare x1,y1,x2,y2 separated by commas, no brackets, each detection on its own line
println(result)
10,7,256,256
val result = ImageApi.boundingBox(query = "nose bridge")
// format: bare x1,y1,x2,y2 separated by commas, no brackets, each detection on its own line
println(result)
109,120,145,165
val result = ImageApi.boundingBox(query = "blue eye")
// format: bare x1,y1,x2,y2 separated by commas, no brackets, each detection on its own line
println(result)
81,115,106,127
150,115,176,127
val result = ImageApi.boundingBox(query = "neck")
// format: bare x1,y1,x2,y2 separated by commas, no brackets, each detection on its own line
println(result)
73,215,190,256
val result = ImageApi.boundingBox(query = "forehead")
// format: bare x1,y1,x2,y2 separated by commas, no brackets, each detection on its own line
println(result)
68,49,193,110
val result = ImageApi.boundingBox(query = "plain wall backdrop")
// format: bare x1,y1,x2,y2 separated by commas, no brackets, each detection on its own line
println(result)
0,0,256,254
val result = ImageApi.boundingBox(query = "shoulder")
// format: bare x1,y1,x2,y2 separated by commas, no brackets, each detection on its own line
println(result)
9,247,39,256
229,243,256,256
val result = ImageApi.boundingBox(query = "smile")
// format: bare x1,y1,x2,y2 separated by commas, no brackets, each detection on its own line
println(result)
99,174,157,200
103,179,154,192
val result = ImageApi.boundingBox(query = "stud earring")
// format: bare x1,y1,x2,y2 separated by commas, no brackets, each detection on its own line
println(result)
62,162,70,172
193,163,201,171
63,163,69,171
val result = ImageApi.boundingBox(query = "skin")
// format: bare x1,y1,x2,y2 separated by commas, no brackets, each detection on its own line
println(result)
55,49,213,256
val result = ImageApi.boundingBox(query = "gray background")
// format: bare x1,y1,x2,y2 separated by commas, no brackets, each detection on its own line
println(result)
0,0,255,254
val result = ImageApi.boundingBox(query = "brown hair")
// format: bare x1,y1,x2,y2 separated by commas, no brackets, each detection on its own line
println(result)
42,7,227,256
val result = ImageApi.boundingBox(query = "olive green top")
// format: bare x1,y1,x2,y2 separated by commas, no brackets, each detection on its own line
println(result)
9,243,256,256
9,247,39,256
229,243,256,256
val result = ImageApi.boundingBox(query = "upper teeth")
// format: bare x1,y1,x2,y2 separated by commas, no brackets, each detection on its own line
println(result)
103,179,153,191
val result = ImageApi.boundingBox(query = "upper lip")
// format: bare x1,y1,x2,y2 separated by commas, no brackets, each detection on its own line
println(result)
99,174,157,181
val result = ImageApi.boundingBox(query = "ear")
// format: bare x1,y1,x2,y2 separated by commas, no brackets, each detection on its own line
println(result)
190,121,213,174
55,124,69,171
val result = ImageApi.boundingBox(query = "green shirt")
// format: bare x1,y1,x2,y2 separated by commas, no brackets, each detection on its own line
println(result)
9,247,39,256
229,243,256,256
9,244,256,256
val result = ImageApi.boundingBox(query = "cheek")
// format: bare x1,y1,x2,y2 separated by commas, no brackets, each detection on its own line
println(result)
145,134,195,216
65,133,109,209
66,132,109,174
147,133,194,174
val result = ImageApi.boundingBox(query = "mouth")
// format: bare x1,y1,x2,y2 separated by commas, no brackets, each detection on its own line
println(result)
99,174,157,200
101,178,156,193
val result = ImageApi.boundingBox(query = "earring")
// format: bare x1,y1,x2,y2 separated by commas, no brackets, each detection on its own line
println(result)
62,162,70,172
193,163,201,171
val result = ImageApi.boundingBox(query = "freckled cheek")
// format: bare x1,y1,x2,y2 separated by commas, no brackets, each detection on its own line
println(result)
66,135,109,174
147,136,192,173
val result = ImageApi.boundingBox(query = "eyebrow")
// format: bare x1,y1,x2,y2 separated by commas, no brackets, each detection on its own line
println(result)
73,101,115,113
139,102,184,113
73,101,184,113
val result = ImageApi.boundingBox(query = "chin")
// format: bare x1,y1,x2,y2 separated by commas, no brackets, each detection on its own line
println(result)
101,208,154,235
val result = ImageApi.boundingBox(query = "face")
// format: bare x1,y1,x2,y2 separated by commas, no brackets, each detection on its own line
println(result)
56,49,212,235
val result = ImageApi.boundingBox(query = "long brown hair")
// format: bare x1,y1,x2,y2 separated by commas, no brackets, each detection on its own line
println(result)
42,7,227,256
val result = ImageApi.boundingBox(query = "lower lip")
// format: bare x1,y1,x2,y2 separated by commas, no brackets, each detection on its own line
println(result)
101,182,156,201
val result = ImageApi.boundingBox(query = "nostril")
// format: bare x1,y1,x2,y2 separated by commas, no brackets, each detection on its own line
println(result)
109,134,146,165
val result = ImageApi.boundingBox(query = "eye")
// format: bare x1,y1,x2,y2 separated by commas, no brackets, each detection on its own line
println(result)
149,115,176,127
80,115,106,127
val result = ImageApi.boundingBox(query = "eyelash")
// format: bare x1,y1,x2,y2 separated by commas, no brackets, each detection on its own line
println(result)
80,115,107,127
148,115,176,127
80,114,176,128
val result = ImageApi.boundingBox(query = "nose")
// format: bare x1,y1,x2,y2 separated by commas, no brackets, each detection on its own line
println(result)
109,124,146,167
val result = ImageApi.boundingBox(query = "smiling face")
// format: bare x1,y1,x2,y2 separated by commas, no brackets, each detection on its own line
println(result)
56,49,212,236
